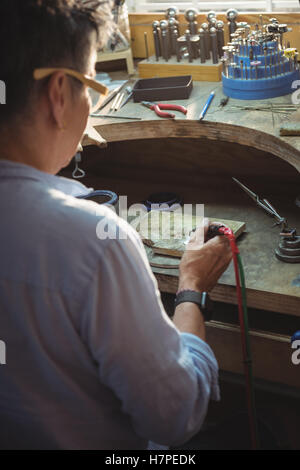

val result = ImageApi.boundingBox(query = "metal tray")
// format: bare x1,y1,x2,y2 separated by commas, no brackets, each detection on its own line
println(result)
132,75,193,102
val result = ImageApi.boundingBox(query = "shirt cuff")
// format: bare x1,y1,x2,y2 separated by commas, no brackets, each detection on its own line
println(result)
180,332,220,402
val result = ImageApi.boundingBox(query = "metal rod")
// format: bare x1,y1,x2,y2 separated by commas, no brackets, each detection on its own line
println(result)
210,27,219,64
110,93,120,112
91,114,142,120
199,29,206,63
144,32,149,61
186,30,193,63
114,92,124,111
153,30,160,61
152,21,161,60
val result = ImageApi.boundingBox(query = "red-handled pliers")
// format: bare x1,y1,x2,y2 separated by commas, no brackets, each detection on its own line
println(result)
141,101,187,119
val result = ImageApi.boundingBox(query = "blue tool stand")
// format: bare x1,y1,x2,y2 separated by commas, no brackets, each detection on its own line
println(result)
222,41,300,100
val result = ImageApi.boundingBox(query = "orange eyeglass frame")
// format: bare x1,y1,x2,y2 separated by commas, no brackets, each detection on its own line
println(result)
33,67,109,112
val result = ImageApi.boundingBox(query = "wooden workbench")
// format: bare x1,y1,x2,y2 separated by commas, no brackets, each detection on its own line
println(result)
64,80,300,391
86,81,300,171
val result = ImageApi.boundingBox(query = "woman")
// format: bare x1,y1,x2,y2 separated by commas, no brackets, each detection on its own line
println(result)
0,0,231,449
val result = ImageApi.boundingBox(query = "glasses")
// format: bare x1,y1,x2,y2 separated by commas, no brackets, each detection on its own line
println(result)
33,67,109,113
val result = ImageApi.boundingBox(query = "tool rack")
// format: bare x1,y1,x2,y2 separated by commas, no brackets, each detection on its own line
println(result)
223,40,300,99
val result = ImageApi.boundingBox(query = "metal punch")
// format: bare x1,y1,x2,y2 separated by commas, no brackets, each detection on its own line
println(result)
199,28,206,63
210,27,219,64
185,8,198,35
201,23,211,60
216,20,225,58
226,8,238,36
185,30,193,63
160,20,169,61
152,21,161,61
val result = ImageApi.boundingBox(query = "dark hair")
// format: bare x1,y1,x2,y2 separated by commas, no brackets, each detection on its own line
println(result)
0,0,111,127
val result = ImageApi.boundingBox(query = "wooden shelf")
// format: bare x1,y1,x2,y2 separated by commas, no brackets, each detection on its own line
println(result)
97,48,135,75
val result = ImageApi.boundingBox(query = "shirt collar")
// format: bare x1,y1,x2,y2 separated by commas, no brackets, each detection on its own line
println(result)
0,159,92,197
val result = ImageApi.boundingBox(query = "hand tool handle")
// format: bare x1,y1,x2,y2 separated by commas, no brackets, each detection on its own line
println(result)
157,103,187,114
120,92,133,108
110,92,120,112
114,92,124,111
152,104,175,118
199,91,215,121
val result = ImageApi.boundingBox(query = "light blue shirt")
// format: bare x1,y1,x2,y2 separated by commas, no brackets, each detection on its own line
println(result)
0,160,219,449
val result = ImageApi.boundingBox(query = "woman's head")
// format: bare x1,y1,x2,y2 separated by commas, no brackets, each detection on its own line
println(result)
0,0,112,173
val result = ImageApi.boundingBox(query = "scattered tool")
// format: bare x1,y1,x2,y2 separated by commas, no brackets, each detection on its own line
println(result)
120,86,133,108
114,92,124,111
97,79,130,112
232,177,300,263
141,101,187,119
219,96,229,107
110,92,120,113
199,91,215,121
229,103,298,113
91,114,142,120
233,177,287,228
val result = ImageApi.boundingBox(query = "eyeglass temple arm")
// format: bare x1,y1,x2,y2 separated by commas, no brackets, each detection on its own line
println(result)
33,68,109,96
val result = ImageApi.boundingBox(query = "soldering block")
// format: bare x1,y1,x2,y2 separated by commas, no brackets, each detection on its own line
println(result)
133,211,246,258
138,56,222,82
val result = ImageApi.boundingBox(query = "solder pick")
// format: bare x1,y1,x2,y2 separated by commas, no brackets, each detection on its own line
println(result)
232,177,288,228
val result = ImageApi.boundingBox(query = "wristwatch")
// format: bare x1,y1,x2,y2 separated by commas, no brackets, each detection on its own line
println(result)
174,290,213,322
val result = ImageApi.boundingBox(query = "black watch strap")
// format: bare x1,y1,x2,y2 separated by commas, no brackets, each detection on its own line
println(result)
174,290,213,322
